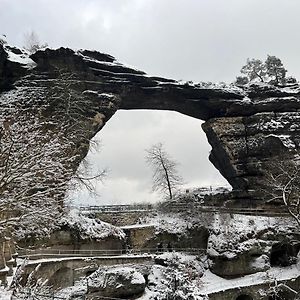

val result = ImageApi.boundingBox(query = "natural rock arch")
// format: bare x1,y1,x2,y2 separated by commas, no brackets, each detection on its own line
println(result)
33,48,300,193
2,43,300,210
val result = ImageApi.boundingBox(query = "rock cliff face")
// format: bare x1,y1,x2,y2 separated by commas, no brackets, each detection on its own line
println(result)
202,111,300,191
1,43,300,207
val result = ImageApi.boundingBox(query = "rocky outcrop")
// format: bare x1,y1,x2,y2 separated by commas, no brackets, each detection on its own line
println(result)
202,111,300,191
207,213,300,278
209,244,271,277
1,42,300,211
0,45,27,91
87,266,146,298
122,224,209,251
18,211,126,250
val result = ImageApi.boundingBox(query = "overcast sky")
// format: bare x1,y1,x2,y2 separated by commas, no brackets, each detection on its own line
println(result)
1,0,300,205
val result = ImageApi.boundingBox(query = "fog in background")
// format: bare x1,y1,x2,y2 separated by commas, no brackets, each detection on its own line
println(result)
1,0,300,204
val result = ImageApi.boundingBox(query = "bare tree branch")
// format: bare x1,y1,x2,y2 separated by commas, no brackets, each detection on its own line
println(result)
263,160,300,228
0,70,108,240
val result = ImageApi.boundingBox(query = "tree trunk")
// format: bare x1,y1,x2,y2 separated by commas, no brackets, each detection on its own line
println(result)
161,160,173,199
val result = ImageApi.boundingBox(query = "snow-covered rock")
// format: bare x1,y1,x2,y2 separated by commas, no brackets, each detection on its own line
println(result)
207,213,298,277
61,209,126,241
87,266,146,298
143,253,207,300
35,210,127,250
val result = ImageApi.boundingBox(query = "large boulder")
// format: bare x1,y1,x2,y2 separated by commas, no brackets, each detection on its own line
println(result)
209,251,270,277
17,210,126,250
87,266,146,298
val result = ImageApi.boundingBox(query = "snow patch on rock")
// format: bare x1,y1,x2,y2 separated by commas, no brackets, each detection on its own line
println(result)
4,45,36,69
61,209,126,241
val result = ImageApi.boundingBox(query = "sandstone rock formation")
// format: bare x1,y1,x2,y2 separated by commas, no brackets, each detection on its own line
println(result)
18,211,126,250
207,213,300,278
87,266,146,298
1,42,300,220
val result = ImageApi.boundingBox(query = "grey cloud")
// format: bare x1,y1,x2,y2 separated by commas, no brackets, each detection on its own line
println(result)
2,0,300,81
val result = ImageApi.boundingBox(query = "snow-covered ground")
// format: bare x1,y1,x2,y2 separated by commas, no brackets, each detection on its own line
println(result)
0,289,12,300
200,263,300,295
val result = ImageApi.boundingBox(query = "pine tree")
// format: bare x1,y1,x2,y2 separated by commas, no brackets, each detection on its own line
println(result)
239,56,289,85
265,55,287,85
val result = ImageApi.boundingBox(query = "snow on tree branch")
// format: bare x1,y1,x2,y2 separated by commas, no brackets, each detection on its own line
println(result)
0,69,108,240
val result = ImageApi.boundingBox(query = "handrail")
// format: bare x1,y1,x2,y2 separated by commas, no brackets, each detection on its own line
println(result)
18,247,206,259
15,291,67,300
78,203,290,216
16,291,126,300
79,204,154,212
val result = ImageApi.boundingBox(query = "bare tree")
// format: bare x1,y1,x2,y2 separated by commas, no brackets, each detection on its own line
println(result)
72,153,107,197
0,121,74,240
23,31,48,54
11,262,54,300
146,143,183,199
0,70,109,240
266,277,300,300
46,71,110,197
263,160,300,227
